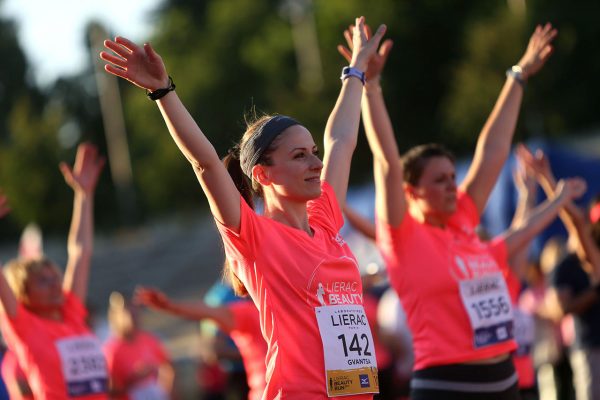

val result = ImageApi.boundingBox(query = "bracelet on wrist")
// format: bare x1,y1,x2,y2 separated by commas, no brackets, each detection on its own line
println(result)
506,65,526,87
146,76,176,101
340,66,366,85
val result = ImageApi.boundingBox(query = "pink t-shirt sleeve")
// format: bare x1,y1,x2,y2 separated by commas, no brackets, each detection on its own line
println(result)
215,196,257,263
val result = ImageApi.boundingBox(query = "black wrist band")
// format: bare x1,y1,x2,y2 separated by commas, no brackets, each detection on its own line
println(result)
146,76,175,101
594,282,600,296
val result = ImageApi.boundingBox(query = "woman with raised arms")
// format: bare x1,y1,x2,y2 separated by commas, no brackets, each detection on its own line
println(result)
339,23,561,399
101,17,386,399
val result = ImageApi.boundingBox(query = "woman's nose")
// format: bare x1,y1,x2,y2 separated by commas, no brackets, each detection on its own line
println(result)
311,154,323,170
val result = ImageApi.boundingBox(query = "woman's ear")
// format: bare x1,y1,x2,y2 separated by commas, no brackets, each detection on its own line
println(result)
252,165,271,186
404,182,416,199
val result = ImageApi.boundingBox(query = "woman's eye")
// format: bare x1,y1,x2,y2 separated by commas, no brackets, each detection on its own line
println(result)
294,152,305,159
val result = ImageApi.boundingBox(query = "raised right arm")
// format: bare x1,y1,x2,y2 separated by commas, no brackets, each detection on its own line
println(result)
0,192,18,317
134,287,235,333
100,38,241,230
338,31,405,226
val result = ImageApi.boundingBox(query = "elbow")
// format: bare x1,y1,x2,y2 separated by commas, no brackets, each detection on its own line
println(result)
376,158,403,180
325,133,358,154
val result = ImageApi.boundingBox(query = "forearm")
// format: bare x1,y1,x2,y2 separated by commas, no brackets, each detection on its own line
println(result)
463,78,524,210
362,82,406,225
159,301,234,333
361,82,401,168
157,92,223,170
539,175,600,274
474,78,523,170
63,191,94,300
507,188,536,276
503,194,564,256
68,191,94,258
322,76,364,205
0,271,18,317
324,78,363,151
344,206,376,240
511,190,536,229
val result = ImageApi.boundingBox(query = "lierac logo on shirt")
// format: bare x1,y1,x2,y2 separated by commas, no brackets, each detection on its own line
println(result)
316,281,363,306
450,254,499,281
333,233,346,247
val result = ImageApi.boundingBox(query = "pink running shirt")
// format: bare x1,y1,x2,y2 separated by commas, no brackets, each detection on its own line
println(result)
216,182,375,399
486,238,536,388
102,331,170,400
228,300,267,400
1,349,33,400
0,292,108,400
363,293,392,370
376,191,517,370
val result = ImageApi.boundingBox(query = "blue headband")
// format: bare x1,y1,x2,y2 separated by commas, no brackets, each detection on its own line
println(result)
240,115,300,178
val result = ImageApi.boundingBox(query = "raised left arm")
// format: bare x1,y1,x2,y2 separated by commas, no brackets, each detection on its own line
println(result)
322,17,386,206
502,178,586,260
461,24,557,213
505,154,538,277
61,143,105,302
343,205,376,240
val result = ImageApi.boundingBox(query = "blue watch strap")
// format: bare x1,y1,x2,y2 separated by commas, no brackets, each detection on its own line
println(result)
340,66,366,85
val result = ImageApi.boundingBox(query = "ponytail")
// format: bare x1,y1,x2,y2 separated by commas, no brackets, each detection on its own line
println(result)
221,146,252,296
222,146,255,210
222,258,248,297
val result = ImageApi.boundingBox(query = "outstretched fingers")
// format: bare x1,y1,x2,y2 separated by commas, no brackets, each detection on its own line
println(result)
378,38,393,58
114,36,140,53
370,24,387,47
100,52,128,69
344,26,354,50
104,63,128,80
103,39,132,59
59,162,75,186
337,45,352,62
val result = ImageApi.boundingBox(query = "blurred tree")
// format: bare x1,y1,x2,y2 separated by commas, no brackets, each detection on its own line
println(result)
442,0,600,153
2,0,599,233
0,13,28,141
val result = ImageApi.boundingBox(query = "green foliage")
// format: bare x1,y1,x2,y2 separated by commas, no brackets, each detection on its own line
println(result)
1,0,600,234
0,96,70,231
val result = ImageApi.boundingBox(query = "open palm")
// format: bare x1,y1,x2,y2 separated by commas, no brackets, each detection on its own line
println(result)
60,143,105,195
100,37,169,92
338,25,393,81
518,23,558,80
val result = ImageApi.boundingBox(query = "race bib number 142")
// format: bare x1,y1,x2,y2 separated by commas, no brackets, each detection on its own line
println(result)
315,305,379,397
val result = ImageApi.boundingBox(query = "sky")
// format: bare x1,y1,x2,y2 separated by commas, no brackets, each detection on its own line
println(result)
0,0,162,87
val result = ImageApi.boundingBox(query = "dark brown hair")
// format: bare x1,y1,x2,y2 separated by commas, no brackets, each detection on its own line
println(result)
220,113,283,296
402,143,455,186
